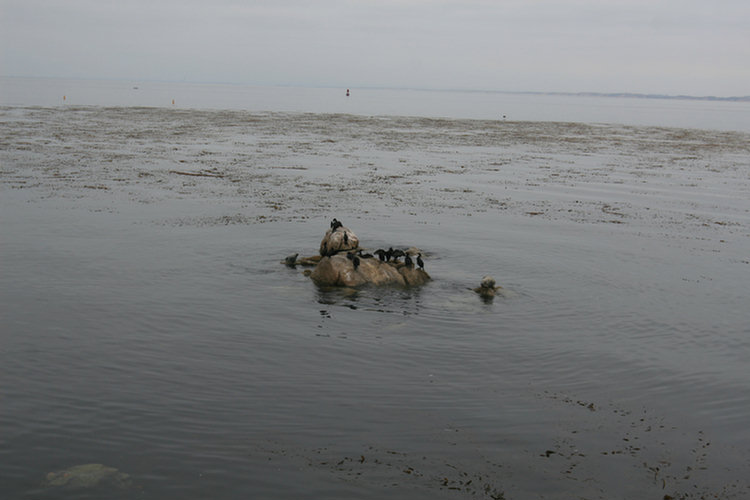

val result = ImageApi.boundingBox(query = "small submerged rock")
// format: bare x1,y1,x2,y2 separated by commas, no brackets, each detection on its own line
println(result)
298,255,322,267
43,463,132,489
284,253,298,267
473,275,503,301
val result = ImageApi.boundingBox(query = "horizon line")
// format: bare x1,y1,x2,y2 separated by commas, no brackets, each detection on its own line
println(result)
2,74,748,103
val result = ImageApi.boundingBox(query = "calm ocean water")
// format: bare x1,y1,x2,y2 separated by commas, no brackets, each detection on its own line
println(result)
2,76,749,132
1,86,749,499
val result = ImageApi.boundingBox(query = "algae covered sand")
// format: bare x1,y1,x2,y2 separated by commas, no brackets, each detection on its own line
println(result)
2,106,748,243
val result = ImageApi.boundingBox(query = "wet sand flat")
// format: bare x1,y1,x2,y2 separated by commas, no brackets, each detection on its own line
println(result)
2,106,748,239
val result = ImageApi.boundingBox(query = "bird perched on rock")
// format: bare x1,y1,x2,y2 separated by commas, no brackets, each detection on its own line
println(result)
330,218,343,231
346,251,360,269
404,254,413,268
416,253,424,270
374,249,387,261
358,249,373,259
390,249,405,262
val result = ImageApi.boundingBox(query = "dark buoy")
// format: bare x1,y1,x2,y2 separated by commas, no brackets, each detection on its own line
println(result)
346,88,350,97
416,253,424,270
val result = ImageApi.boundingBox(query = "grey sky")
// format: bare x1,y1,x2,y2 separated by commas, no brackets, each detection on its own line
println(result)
1,0,748,96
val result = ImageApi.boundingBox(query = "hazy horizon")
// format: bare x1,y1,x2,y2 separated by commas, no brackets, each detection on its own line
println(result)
2,1,748,98
3,74,749,102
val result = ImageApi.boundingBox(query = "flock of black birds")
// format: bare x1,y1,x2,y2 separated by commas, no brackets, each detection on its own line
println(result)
347,247,424,271
330,219,424,271
371,247,424,269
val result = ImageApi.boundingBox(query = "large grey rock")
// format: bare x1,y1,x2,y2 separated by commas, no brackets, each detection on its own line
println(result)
319,226,359,256
310,253,430,287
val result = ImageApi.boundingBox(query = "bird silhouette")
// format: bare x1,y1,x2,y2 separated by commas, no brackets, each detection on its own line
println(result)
404,254,413,268
390,249,405,262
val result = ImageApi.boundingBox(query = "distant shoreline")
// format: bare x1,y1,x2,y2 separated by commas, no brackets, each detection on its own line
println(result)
520,90,750,103
357,86,750,103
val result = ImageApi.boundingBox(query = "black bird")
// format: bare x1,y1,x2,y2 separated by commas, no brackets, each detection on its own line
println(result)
386,247,394,262
358,249,373,259
330,218,339,229
416,253,424,270
404,253,413,268
343,232,349,245
374,249,387,262
353,256,360,269
390,249,405,262
346,251,355,261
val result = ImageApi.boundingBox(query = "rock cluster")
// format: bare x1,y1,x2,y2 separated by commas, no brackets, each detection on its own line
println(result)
284,221,511,300
310,251,430,287
291,219,431,287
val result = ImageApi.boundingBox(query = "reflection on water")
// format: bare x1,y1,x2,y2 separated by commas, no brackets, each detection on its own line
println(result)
2,108,749,499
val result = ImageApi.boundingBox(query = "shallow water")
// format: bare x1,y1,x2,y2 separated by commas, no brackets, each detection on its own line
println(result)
1,107,750,499
3,76,750,132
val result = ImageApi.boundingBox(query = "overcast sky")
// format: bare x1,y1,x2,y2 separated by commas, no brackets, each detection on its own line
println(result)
1,0,748,96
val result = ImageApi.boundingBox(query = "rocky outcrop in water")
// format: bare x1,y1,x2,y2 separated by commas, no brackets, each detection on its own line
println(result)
290,220,431,287
319,221,359,256
310,251,430,287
